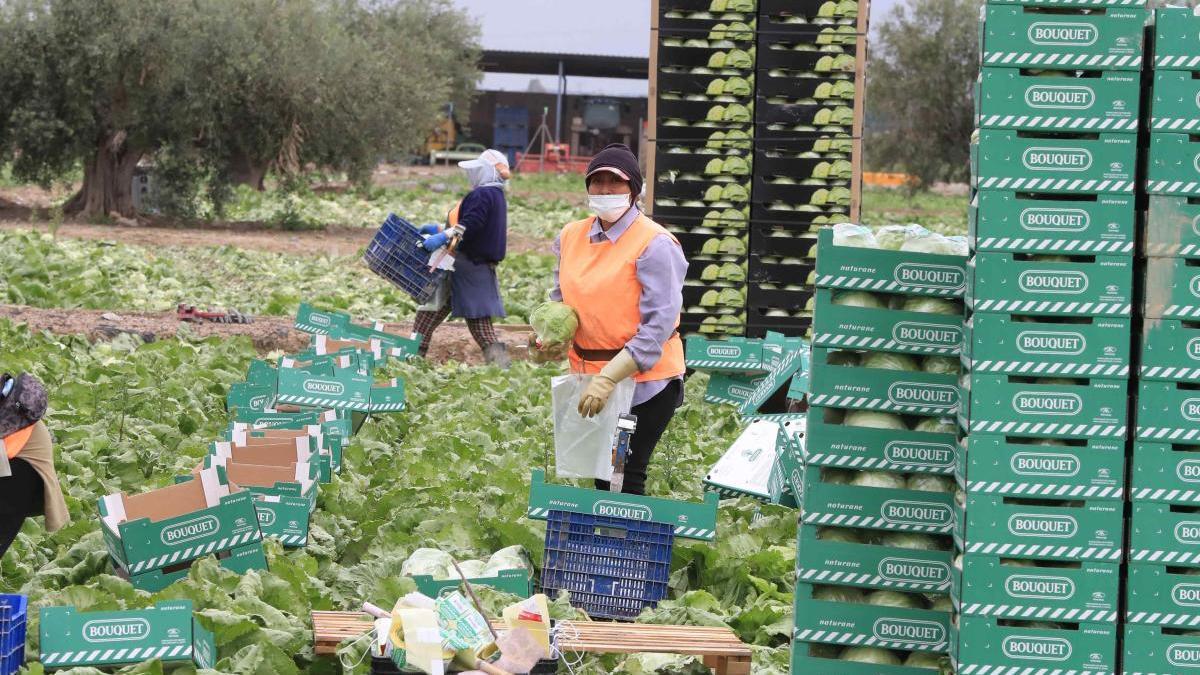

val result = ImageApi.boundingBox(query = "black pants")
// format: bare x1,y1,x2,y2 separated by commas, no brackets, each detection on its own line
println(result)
594,379,683,496
0,458,43,558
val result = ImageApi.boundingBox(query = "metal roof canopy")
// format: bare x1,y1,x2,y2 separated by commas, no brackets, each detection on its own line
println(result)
480,49,648,79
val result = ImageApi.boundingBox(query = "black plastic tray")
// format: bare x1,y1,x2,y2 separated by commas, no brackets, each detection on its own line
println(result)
750,226,821,256
752,175,849,206
749,202,849,225
683,283,747,311
749,256,817,286
748,284,816,310
755,96,854,126
755,43,858,71
656,70,757,98
675,229,749,261
654,211,750,232
755,69,856,99
654,120,755,142
655,177,751,203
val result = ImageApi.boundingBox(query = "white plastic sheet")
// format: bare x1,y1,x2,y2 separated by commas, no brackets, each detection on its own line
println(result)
551,374,635,481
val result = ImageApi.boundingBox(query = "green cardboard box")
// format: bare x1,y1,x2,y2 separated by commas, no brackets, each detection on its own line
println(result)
704,372,768,406
973,130,1137,194
1130,502,1200,567
808,347,960,416
953,616,1117,674
1130,442,1200,504
1145,195,1200,257
969,190,1136,255
739,341,810,415
813,227,967,298
962,312,1131,377
40,601,217,670
210,460,317,547
795,522,953,593
214,431,335,483
957,434,1125,500
805,406,956,475
976,68,1140,132
953,555,1119,622
802,466,956,534
294,302,351,335
1124,624,1200,674
1127,563,1200,627
1141,318,1200,381
1148,133,1200,196
955,495,1123,562
1137,380,1200,444
225,382,276,413
275,365,373,412
769,418,804,507
793,582,950,652
810,288,963,356
1151,71,1200,133
330,322,422,359
411,568,533,600
119,542,268,592
245,358,277,387
966,252,1134,317
1154,6,1200,70
981,5,1146,71
791,640,940,675
703,419,781,503
685,336,768,372
960,371,1128,439
1144,255,1200,320
99,468,264,576
369,378,406,413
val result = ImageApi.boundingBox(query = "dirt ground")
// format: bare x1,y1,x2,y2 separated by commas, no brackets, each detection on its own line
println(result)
0,304,533,364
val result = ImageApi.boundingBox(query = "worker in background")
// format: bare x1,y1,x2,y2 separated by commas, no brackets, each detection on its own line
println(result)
548,143,688,496
415,149,512,367
0,373,69,558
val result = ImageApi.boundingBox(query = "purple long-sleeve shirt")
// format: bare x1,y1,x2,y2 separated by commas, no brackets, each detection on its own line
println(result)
550,206,689,406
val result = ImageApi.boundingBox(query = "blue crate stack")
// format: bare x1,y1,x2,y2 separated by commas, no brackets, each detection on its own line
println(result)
0,595,27,675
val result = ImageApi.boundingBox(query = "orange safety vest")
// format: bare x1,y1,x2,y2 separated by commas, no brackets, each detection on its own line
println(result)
559,213,685,382
3,424,34,459
446,200,462,228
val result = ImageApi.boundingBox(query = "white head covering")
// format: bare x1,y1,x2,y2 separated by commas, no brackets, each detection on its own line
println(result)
459,149,510,189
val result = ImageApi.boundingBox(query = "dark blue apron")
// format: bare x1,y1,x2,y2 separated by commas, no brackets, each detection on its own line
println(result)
450,255,506,319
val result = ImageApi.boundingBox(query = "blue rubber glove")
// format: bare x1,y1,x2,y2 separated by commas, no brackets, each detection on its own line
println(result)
422,231,451,251
418,223,441,235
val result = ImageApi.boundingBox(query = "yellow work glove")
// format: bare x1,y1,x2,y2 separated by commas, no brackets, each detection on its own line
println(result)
578,350,640,418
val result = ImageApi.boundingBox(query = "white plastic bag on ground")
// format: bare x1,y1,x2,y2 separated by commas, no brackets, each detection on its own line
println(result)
551,374,636,481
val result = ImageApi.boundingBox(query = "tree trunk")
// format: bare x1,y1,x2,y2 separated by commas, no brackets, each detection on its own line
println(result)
228,152,269,191
65,136,142,219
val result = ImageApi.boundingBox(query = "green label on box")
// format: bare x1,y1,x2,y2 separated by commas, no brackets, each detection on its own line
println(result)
957,433,1125,500
811,288,963,356
1144,255,1200,320
963,312,1130,377
369,380,406,413
1148,133,1200,196
962,372,1127,439
954,555,1119,622
1137,381,1200,443
1151,71,1200,133
275,366,372,412
976,68,1140,132
1145,195,1200,257
974,130,1137,193
813,227,967,298
685,336,767,372
294,302,350,335
954,616,1117,674
803,467,956,534
806,407,956,474
1125,624,1200,675
793,582,951,652
705,372,768,406
1127,563,1200,627
969,190,1136,255
40,601,217,670
795,523,953,592
1141,318,1200,381
740,342,809,414
809,348,960,415
1130,502,1200,566
1131,442,1200,504
982,5,1146,70
956,495,1123,561
1155,6,1200,69
967,252,1133,316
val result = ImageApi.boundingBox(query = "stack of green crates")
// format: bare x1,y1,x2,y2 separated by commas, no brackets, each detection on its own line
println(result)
1125,8,1200,672
957,0,1145,671
790,228,966,673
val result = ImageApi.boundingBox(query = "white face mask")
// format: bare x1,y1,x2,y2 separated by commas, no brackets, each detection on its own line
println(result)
588,193,631,222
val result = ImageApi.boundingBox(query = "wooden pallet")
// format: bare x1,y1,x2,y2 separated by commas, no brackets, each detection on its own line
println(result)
312,611,752,675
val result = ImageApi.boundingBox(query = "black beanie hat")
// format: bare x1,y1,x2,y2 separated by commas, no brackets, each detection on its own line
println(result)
586,143,642,201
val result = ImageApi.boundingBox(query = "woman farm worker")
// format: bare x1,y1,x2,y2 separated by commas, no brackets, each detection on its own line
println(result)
0,373,68,558
414,149,512,367
549,143,688,496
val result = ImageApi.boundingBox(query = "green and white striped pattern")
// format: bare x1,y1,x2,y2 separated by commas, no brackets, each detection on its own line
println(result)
972,237,1133,254
975,176,1135,193
1145,242,1200,257
962,540,1122,561
965,480,1123,499
1158,55,1200,69
803,510,953,534
368,401,406,412
1131,547,1200,564
960,602,1117,623
816,274,962,297
293,320,331,335
1153,117,1200,132
978,114,1137,131
127,530,261,574
42,645,193,667
702,482,771,503
1127,610,1200,627
992,0,1143,5
1147,181,1200,196
275,392,362,411
964,359,1128,377
1130,486,1200,502
792,627,947,652
808,393,958,415
804,452,953,474
525,506,715,540
1141,364,1200,380
276,533,307,547
703,393,740,405
956,664,1105,675
1139,425,1200,442
969,420,1126,438
797,566,951,592
967,298,1132,316
814,332,959,355
684,358,762,371
1157,304,1200,319
984,51,1142,69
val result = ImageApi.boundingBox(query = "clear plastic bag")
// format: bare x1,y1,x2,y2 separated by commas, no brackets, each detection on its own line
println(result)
551,374,636,481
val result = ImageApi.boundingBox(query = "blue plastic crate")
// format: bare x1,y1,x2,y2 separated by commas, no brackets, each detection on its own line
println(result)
363,214,447,304
540,511,674,621
0,595,27,675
